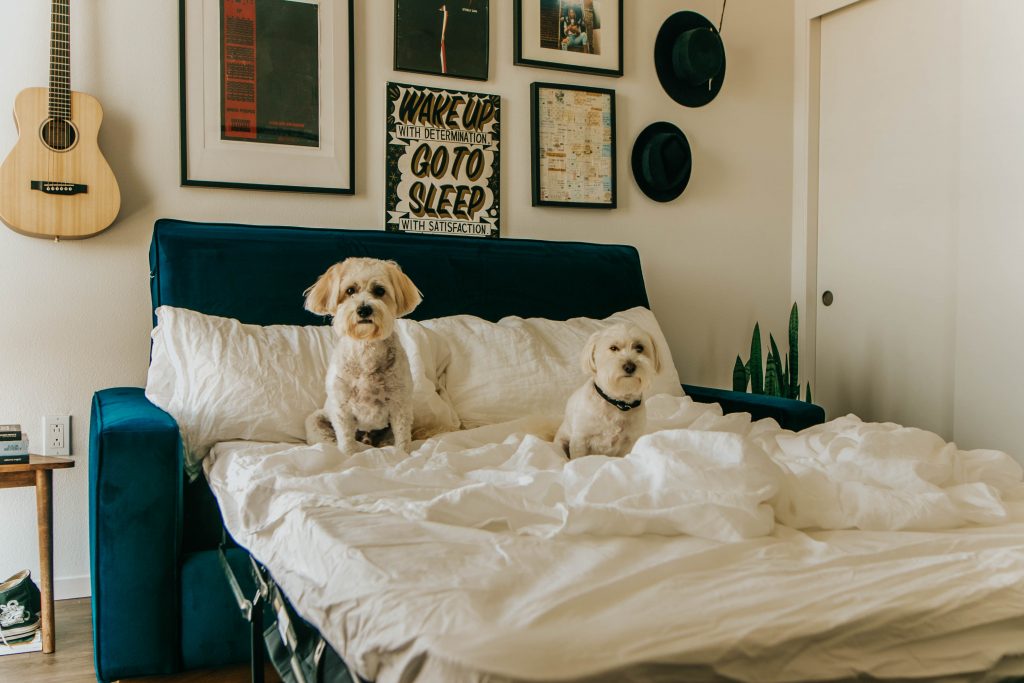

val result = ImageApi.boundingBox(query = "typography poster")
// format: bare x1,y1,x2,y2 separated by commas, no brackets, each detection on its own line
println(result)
220,0,319,147
386,82,500,238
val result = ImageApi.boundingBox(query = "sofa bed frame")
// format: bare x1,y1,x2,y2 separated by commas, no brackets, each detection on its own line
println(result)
88,219,824,681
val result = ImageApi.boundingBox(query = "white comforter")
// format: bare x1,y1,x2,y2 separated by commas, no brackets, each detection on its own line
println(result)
206,395,1024,682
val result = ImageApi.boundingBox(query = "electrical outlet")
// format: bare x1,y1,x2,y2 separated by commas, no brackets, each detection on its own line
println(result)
42,415,70,456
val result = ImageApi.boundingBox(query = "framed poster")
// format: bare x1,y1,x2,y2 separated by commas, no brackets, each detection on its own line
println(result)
514,0,623,77
385,82,500,238
531,82,616,208
395,0,489,81
179,0,355,194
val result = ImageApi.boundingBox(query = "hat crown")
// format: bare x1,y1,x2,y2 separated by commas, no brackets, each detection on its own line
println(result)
641,132,690,190
672,27,724,86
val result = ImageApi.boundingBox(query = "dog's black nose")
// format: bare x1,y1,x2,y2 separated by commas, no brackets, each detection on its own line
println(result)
356,304,373,319
623,361,636,375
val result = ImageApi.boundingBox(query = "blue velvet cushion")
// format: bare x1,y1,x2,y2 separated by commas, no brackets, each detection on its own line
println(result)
150,218,650,325
90,388,182,681
180,548,255,671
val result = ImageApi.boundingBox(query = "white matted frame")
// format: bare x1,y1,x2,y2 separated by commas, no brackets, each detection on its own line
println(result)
179,0,355,194
791,0,862,389
514,0,623,77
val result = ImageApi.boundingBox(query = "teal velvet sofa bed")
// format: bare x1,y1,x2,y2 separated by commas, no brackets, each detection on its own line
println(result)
88,219,824,681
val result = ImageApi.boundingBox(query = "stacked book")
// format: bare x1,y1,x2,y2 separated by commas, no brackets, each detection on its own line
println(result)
0,424,29,464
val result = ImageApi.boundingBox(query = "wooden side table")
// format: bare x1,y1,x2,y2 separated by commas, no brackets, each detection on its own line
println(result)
0,454,74,654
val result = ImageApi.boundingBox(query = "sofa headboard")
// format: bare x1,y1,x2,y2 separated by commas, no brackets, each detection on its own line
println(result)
150,219,650,325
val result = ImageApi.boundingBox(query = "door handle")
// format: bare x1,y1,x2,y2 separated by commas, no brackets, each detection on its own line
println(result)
822,290,834,306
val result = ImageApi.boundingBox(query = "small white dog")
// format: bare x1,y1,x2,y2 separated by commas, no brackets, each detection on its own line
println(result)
555,323,660,459
303,257,422,454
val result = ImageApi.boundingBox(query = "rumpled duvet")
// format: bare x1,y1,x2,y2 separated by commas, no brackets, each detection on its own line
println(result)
206,395,1024,682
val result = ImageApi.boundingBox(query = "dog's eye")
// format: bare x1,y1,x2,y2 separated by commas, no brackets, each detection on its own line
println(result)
634,344,644,353
609,345,619,352
345,286,356,296
371,285,386,297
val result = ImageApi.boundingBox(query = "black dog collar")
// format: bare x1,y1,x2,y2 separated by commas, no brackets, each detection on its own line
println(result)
594,383,642,412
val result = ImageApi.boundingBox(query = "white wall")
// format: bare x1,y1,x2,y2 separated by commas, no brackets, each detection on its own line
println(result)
954,2,1024,460
0,0,796,596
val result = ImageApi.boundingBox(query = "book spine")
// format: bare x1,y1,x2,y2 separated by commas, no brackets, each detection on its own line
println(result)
0,427,22,441
0,439,29,456
0,454,29,465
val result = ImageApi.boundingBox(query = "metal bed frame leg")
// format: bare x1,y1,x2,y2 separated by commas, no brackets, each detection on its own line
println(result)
251,587,264,683
220,538,268,683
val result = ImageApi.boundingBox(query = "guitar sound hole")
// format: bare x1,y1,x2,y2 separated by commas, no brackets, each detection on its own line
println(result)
40,118,78,152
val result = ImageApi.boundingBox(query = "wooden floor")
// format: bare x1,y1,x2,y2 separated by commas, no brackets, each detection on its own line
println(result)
0,598,280,683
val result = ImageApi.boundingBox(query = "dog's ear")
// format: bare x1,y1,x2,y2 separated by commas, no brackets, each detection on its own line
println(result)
581,330,601,375
646,331,662,373
386,261,423,317
304,262,347,315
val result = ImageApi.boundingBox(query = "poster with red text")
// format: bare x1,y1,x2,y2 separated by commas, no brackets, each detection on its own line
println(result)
220,0,319,147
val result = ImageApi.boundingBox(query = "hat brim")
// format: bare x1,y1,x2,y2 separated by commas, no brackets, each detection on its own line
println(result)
631,122,692,203
655,11,726,108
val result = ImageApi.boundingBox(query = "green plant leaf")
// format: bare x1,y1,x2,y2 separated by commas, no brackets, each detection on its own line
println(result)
765,352,780,396
749,323,763,395
789,303,800,400
782,353,790,400
732,356,748,392
805,382,813,404
769,334,784,397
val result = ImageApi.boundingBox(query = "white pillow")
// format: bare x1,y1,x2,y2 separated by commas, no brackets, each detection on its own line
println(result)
420,307,682,429
145,306,460,477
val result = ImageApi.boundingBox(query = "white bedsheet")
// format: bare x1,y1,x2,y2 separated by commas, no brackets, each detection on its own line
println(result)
206,396,1024,682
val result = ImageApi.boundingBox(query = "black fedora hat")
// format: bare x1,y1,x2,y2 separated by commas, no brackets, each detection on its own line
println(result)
655,11,726,108
631,122,692,203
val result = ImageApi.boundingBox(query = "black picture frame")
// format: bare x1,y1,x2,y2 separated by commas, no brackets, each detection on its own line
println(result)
531,82,616,209
394,0,489,81
514,0,623,77
179,0,355,194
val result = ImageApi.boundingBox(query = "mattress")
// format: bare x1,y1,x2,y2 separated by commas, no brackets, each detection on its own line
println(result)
205,395,1024,682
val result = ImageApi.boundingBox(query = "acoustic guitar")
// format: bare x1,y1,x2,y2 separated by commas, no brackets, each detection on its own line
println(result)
0,0,120,240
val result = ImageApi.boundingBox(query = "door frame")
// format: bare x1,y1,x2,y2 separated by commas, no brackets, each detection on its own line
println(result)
791,0,864,391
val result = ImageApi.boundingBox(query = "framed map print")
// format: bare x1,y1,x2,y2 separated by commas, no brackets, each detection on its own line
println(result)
179,0,355,193
531,82,616,208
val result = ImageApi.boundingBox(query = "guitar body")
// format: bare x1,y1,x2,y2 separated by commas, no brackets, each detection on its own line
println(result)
0,87,121,239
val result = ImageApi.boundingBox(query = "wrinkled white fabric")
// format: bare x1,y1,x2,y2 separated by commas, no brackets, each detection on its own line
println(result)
206,396,1024,682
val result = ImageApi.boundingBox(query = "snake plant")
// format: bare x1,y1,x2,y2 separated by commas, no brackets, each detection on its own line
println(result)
732,303,813,402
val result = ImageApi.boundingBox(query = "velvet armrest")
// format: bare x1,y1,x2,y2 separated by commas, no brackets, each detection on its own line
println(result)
682,384,826,432
89,387,182,681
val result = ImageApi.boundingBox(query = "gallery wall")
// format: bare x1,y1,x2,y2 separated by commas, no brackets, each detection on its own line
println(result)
0,0,795,595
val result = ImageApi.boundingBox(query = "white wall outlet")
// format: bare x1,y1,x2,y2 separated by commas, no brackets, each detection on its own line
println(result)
42,415,70,456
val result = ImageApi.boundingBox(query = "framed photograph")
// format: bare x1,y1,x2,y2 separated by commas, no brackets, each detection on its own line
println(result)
514,0,623,77
386,82,500,238
179,0,355,194
531,82,616,208
395,0,489,81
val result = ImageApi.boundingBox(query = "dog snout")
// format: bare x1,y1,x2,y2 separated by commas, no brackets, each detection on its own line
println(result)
356,304,373,319
623,361,637,375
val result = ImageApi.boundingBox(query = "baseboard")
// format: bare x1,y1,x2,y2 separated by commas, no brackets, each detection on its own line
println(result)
55,575,90,600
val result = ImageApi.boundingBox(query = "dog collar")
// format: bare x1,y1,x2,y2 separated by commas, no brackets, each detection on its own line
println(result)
594,383,642,412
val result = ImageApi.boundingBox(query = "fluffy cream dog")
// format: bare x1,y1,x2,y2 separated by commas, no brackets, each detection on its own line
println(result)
303,258,422,454
555,323,660,459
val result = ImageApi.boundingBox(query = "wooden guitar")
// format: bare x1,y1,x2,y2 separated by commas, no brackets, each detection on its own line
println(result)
0,0,120,240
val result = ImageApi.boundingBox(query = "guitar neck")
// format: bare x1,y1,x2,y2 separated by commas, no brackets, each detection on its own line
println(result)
49,0,71,120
